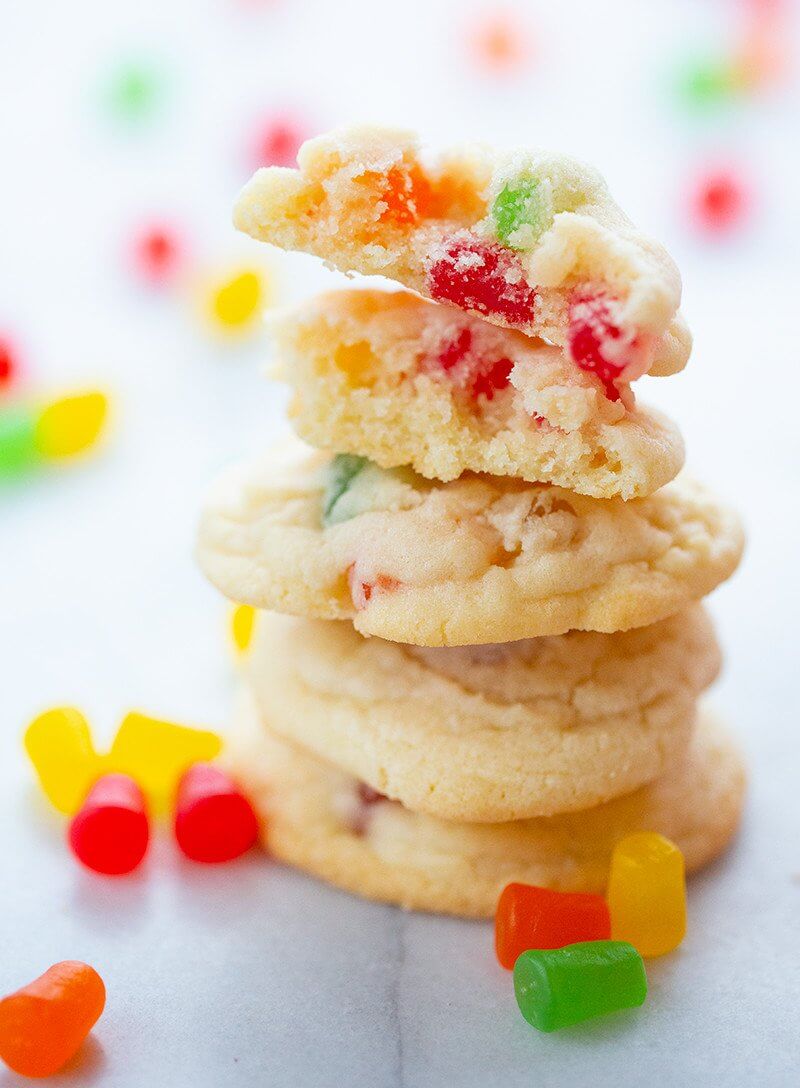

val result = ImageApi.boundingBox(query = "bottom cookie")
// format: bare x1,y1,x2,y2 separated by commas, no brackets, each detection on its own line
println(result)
227,691,746,918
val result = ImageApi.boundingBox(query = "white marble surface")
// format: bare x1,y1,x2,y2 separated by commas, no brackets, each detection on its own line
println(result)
2,0,800,1084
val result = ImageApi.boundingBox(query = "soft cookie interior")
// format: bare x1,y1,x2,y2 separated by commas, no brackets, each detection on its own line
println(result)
234,124,691,380
274,289,685,499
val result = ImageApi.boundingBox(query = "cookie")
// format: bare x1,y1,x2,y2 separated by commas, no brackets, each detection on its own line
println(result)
274,289,684,499
197,441,744,646
227,692,746,918
234,124,691,383
246,608,720,820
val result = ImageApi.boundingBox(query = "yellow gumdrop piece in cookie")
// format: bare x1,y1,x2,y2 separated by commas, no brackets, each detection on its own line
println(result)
331,341,379,387
231,603,256,655
210,270,265,328
35,392,109,460
24,707,103,814
106,712,222,812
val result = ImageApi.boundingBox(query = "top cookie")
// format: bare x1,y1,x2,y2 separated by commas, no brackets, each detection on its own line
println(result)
274,288,684,499
234,124,691,385
197,440,744,646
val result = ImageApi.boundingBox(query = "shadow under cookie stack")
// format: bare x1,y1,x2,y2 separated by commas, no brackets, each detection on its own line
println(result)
198,126,745,917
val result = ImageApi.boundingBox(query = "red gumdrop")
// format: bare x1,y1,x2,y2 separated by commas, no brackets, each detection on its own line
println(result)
436,327,473,371
470,356,513,399
566,291,635,400
68,774,150,875
427,237,536,326
133,225,181,283
430,328,512,401
253,116,307,169
0,338,17,389
174,763,258,863
691,170,749,234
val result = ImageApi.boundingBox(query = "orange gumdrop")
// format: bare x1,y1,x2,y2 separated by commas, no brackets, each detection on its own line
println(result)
379,163,435,225
0,961,106,1077
495,884,611,969
426,170,486,221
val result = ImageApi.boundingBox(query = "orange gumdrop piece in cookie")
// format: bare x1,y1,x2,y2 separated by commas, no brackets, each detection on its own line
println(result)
0,961,106,1077
427,171,486,220
379,162,435,225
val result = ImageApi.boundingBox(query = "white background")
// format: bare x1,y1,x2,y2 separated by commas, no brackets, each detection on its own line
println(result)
1,1,799,1084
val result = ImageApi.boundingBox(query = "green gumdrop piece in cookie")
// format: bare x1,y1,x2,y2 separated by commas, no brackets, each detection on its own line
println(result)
492,177,552,248
322,454,369,525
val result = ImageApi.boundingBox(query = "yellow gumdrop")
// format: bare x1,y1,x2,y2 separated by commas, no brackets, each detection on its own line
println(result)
24,707,103,814
35,391,109,459
607,831,687,957
230,604,256,655
106,711,222,812
210,270,265,328
332,341,379,386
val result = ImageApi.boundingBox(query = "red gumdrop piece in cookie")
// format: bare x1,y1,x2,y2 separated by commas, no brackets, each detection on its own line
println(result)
427,236,536,326
429,327,512,401
347,564,401,611
566,291,643,399
435,327,473,371
68,774,150,875
174,764,259,863
470,356,513,400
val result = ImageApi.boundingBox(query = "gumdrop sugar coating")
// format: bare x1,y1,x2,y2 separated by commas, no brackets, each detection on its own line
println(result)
234,125,691,381
274,288,685,500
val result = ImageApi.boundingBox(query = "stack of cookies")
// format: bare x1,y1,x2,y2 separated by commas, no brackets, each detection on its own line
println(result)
197,126,745,917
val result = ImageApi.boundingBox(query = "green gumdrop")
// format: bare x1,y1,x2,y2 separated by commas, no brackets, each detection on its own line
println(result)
492,177,551,247
323,454,369,525
676,56,736,109
513,941,647,1033
105,59,165,123
0,406,39,477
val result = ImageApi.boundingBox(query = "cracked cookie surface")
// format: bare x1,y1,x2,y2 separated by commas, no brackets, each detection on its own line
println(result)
227,691,746,918
197,440,744,646
247,608,720,820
